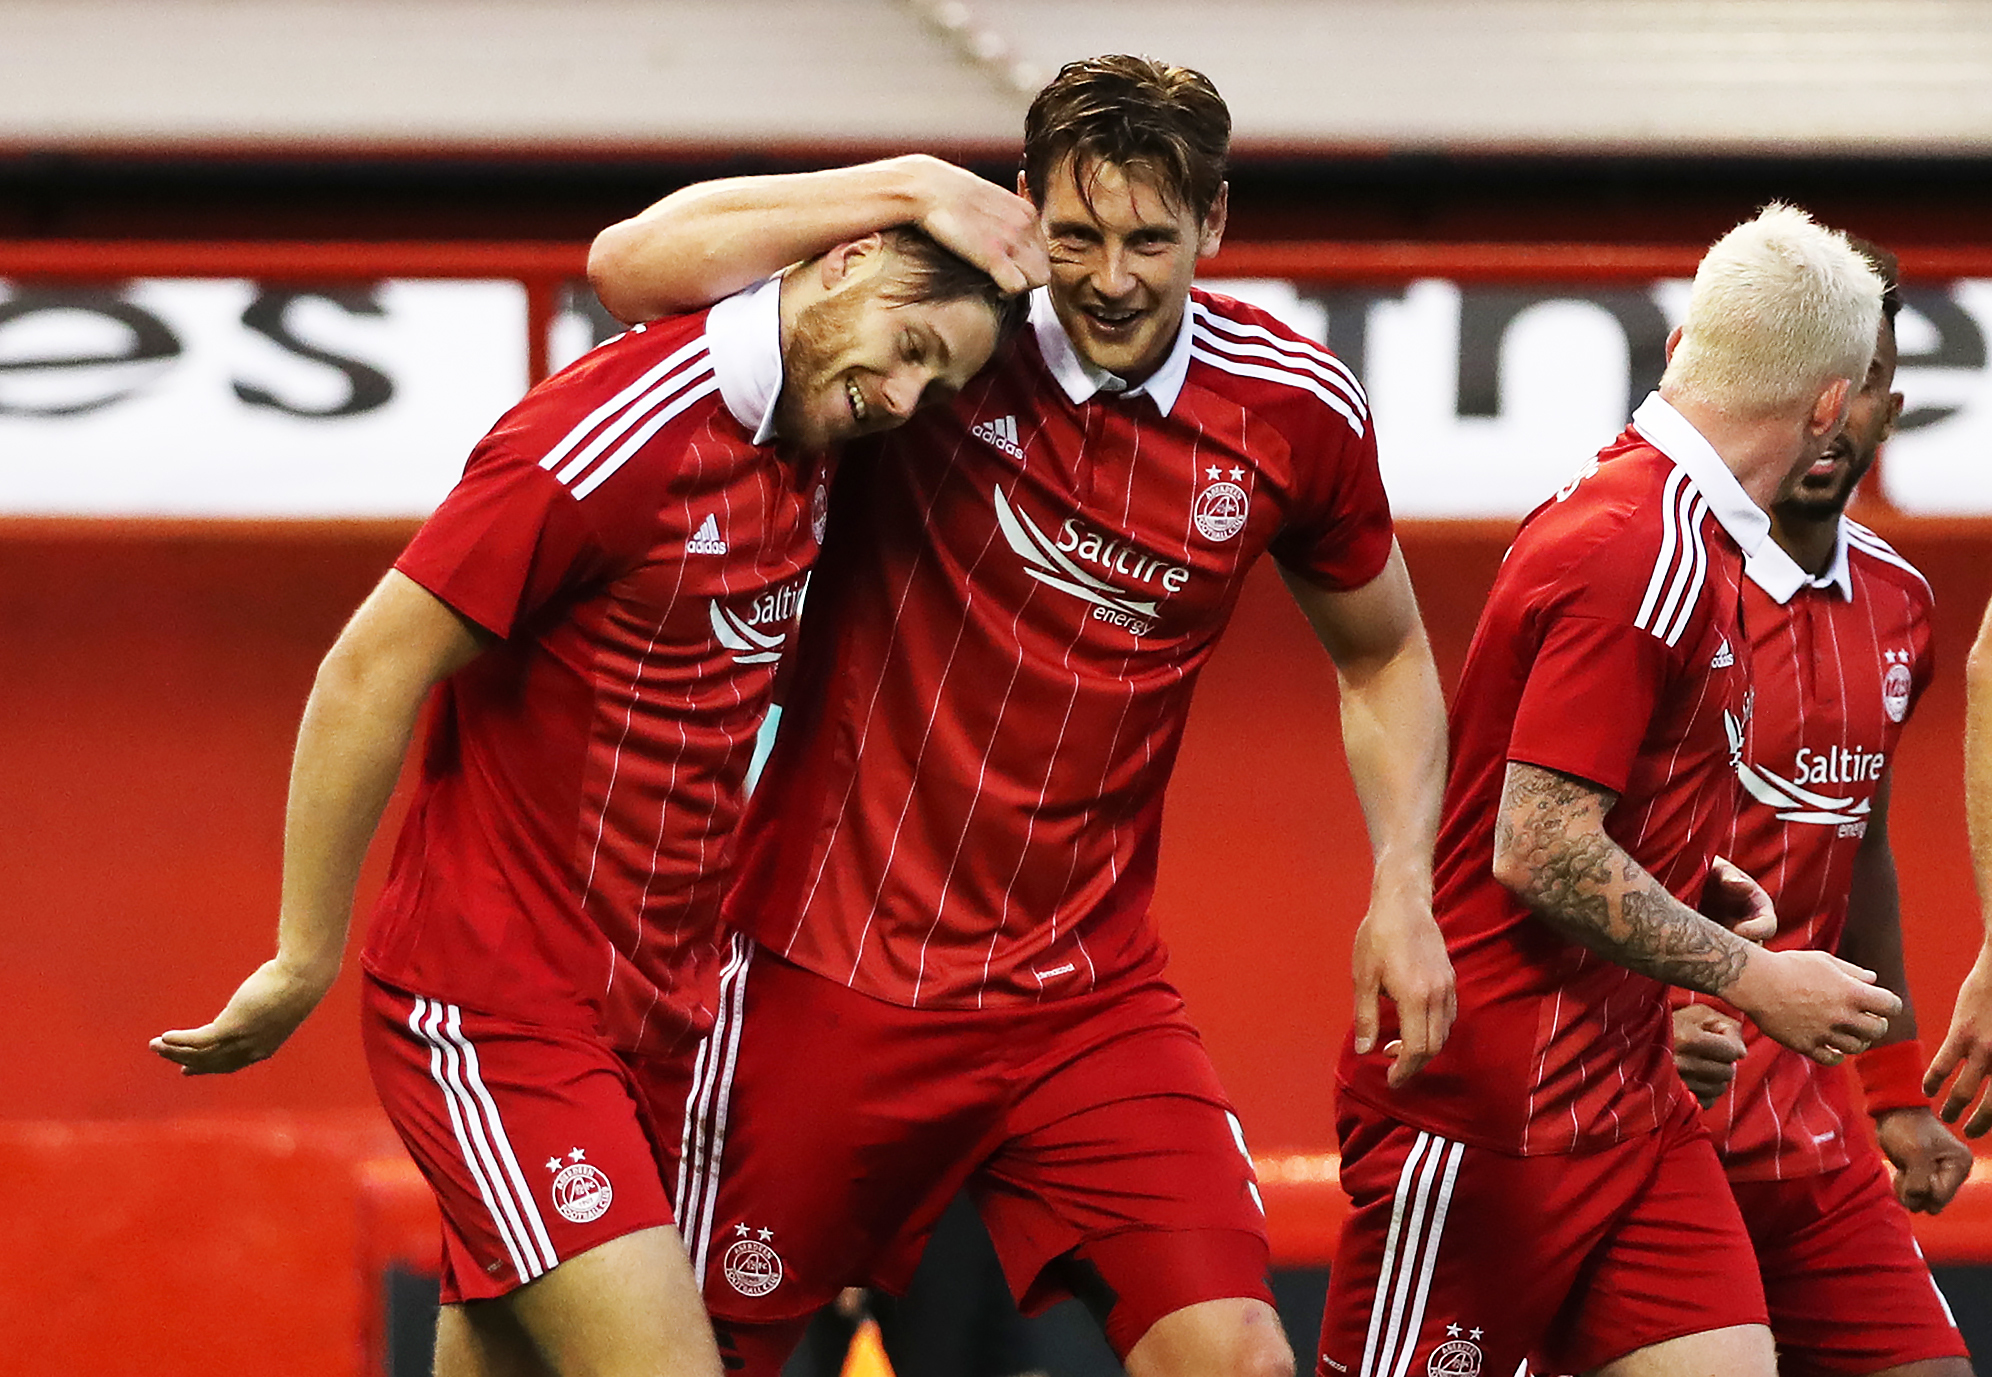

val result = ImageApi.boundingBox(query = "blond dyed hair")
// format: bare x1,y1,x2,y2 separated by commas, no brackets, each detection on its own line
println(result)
1661,203,1884,417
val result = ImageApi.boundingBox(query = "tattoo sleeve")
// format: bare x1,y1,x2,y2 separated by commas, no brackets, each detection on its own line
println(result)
1494,761,1747,996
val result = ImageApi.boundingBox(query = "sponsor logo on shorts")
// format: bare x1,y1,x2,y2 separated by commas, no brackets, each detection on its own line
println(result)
1884,648,1913,722
545,1147,613,1224
723,1223,785,1297
1428,1326,1484,1376
1193,466,1250,542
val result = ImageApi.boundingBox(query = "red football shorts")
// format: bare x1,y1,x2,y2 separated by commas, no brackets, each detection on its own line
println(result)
1318,1092,1767,1377
361,974,692,1303
676,940,1272,1358
1729,1145,1965,1376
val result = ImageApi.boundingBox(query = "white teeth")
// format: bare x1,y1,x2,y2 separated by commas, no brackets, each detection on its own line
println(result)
845,379,867,421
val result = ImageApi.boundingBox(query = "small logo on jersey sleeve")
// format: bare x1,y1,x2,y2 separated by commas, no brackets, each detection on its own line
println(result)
545,1147,613,1224
1883,649,1913,723
1193,465,1250,542
971,414,1027,460
722,1223,785,1296
688,513,729,555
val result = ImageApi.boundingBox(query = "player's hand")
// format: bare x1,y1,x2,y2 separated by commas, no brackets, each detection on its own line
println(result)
1926,944,1992,1136
150,956,335,1075
1728,947,1900,1067
1700,856,1777,944
897,154,1049,296
1876,1105,1974,1214
1672,1003,1745,1109
1352,896,1456,1088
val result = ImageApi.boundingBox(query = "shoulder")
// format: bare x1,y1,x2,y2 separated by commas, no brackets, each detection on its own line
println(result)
1507,441,1720,644
1843,519,1935,610
1182,289,1371,440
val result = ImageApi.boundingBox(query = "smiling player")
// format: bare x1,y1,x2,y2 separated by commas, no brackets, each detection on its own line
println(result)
590,55,1454,1377
151,228,1018,1377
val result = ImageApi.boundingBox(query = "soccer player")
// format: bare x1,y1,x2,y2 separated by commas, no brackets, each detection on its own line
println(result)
1316,205,1905,1377
589,56,1454,1377
150,228,1020,1377
1669,242,1973,1377
1928,595,1992,1135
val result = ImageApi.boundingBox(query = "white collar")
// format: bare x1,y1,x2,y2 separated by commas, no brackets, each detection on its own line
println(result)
1030,287,1194,416
705,275,784,444
1630,392,1773,559
1745,517,1854,604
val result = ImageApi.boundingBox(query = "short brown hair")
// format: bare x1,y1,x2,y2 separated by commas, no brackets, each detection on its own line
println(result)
1023,55,1231,220
876,225,1028,342
1846,235,1902,325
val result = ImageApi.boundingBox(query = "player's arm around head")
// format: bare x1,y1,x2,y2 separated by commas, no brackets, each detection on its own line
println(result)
1492,762,1900,1064
1279,547,1453,1085
151,572,488,1075
588,154,1047,323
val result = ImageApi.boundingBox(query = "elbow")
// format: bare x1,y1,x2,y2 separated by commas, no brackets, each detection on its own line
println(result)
1489,835,1534,903
586,225,651,326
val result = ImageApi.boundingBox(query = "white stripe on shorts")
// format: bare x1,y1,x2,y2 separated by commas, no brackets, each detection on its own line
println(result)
677,933,754,1291
1361,1131,1466,1377
411,997,560,1281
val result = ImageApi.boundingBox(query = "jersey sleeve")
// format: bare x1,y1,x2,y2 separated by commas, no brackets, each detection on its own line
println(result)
396,436,617,640
1269,402,1396,592
1508,612,1672,794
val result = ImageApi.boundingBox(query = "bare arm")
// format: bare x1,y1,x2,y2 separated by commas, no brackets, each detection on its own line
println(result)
1494,761,1899,1063
1839,775,1973,1209
151,571,487,1073
588,154,1047,322
1926,597,1992,1130
1281,545,1454,1086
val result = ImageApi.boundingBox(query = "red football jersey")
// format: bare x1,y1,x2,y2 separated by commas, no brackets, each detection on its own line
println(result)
1680,520,1935,1179
724,289,1395,1008
362,279,834,1061
1339,394,1762,1154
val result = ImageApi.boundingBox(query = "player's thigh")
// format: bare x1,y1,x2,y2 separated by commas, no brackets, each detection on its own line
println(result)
676,944,999,1324
977,1009,1275,1359
1123,1296,1293,1377
361,977,680,1304
1733,1151,1971,1377
503,1224,720,1377
435,1301,548,1377
1589,1325,1774,1377
1544,1114,1767,1376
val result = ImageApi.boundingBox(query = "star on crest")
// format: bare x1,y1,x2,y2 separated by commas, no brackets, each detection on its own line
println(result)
757,1228,774,1241
1228,466,1245,480
734,1223,752,1237
544,1157,562,1173
1205,465,1221,480
1446,1323,1462,1337
1469,1328,1484,1341
567,1147,586,1162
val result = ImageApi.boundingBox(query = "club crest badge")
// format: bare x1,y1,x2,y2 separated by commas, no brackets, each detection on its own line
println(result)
545,1148,612,1224
1883,649,1913,723
1427,1338,1483,1376
811,482,829,545
1194,464,1250,542
723,1224,785,1297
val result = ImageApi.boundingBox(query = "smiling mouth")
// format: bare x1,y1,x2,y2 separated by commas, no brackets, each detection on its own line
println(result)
845,377,869,425
1081,303,1142,331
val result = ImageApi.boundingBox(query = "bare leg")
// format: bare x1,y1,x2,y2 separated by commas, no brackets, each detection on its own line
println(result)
1865,1361,1975,1377
437,1225,723,1377
1123,1298,1294,1377
1590,1325,1774,1377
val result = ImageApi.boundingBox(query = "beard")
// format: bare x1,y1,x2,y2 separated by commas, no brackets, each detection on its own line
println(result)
775,282,874,442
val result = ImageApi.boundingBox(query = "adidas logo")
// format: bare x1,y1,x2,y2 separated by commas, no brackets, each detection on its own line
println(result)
970,414,1026,460
687,513,728,556
1710,638,1734,669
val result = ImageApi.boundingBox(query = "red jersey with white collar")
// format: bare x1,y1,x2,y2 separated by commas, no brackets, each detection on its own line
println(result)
362,279,834,1061
724,288,1394,1008
1681,520,1934,1180
1340,394,1759,1155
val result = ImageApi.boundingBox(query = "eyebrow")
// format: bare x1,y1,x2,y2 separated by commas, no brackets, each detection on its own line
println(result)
915,323,951,372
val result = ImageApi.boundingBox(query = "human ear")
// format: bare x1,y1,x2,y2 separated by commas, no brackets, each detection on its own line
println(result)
1197,182,1230,260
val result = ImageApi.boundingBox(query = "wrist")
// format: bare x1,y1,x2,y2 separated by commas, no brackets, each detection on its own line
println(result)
1715,938,1773,1010
1857,1038,1929,1116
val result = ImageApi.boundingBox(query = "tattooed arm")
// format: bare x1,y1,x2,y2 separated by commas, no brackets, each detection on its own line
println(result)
1493,761,1901,1064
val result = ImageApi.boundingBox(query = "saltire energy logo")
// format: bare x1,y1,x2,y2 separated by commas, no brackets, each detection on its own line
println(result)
992,486,1188,637
1724,709,1876,830
709,575,808,665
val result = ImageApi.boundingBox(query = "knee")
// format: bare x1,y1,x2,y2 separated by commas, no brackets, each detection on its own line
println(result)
1236,1324,1296,1377
1125,1299,1293,1377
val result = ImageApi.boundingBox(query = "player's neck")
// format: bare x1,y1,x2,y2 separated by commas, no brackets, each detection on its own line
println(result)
1663,392,1813,513
1768,507,1841,577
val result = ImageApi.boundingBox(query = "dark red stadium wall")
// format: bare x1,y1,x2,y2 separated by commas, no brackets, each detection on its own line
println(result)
5,521,1988,1153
